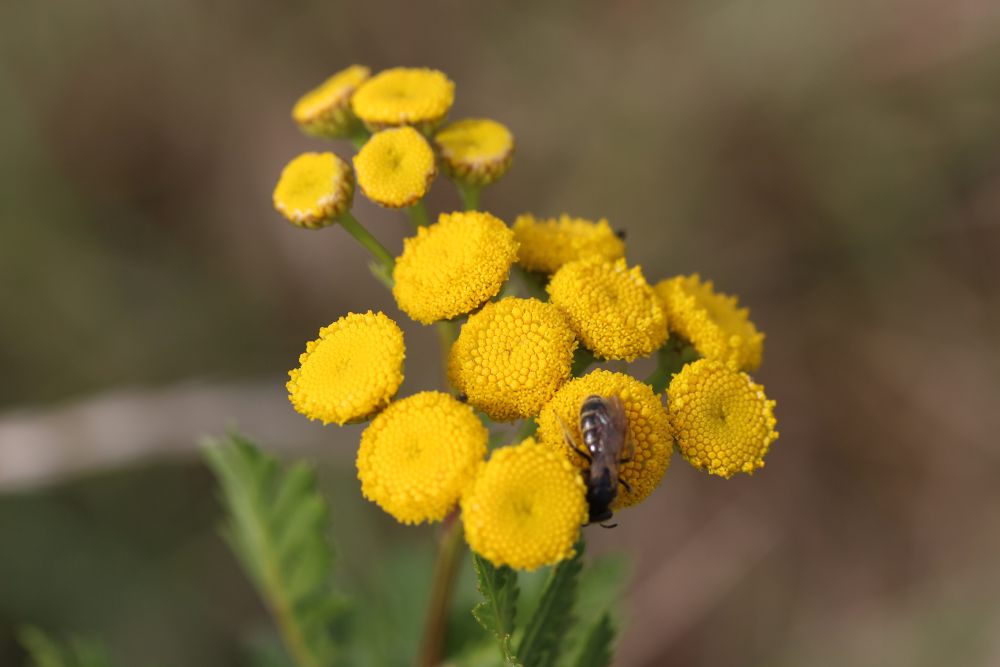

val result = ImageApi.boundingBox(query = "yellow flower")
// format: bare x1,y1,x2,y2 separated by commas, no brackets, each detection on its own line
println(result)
273,152,354,229
292,65,370,138
667,359,777,478
461,438,587,570
357,391,487,524
393,211,518,324
512,214,625,274
286,311,404,425
547,258,667,361
433,118,514,187
537,370,672,509
448,298,577,421
351,67,455,131
353,127,437,208
654,274,764,372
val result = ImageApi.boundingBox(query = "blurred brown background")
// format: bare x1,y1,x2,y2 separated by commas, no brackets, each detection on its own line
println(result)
2,0,999,665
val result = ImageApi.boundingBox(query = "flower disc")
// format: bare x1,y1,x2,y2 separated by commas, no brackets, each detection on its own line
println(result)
354,126,437,208
351,67,454,130
513,214,625,274
273,152,354,229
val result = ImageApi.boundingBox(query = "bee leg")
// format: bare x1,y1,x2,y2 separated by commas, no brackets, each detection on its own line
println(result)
600,522,619,529
557,414,591,462
618,478,632,493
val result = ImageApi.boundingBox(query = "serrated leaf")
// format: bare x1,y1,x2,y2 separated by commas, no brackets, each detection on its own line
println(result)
572,614,615,667
471,553,521,665
517,544,584,667
204,433,344,667
18,627,112,667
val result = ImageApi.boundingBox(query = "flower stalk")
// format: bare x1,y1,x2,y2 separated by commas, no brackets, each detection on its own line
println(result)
417,512,466,667
338,212,395,275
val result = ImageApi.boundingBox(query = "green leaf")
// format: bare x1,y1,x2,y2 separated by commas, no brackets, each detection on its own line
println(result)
471,553,521,665
203,433,344,667
18,627,112,667
517,544,584,667
571,614,615,667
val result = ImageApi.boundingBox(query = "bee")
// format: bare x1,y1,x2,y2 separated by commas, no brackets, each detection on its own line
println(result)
559,394,634,527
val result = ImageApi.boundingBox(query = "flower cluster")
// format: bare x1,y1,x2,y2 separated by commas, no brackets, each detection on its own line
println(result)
275,64,779,571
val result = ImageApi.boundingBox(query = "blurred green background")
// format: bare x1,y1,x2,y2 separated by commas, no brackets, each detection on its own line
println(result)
2,0,999,665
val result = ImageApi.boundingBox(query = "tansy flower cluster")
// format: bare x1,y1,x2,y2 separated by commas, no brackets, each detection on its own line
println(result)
272,64,779,571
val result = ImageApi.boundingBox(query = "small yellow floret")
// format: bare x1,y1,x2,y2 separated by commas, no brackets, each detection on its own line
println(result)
273,152,354,229
286,311,404,425
513,214,625,274
537,370,672,509
357,391,487,524
547,258,667,361
353,127,437,208
433,118,514,187
654,274,764,372
393,211,518,324
292,65,370,138
448,298,577,421
461,438,587,570
667,359,777,478
351,67,455,130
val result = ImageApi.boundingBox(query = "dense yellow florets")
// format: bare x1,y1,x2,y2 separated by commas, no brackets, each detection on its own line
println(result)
273,152,354,229
461,439,587,570
513,214,625,274
655,274,764,372
286,311,404,425
351,67,455,130
547,258,667,361
667,359,777,478
292,65,370,138
448,298,577,422
537,370,672,509
353,127,437,208
357,392,487,524
393,211,518,324
433,118,514,187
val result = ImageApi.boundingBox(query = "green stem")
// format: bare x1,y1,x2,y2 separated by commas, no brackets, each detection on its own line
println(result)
338,212,395,275
571,347,596,377
646,338,697,394
408,201,432,228
458,183,481,211
348,126,371,150
417,513,466,667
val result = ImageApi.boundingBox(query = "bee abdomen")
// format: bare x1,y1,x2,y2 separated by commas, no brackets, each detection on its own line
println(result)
580,395,608,450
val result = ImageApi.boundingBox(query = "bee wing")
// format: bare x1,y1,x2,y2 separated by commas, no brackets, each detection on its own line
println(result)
606,395,635,462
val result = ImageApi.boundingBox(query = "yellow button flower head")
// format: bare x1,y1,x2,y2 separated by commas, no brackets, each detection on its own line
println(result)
433,118,514,187
461,438,587,570
547,258,667,361
351,67,455,131
273,152,354,229
357,391,487,524
286,311,404,425
537,370,672,509
393,211,518,324
654,274,764,372
448,298,577,422
667,359,777,478
353,127,437,209
513,214,625,274
292,65,370,138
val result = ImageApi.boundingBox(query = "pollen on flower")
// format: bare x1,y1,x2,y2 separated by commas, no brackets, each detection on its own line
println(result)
353,127,437,208
667,359,777,478
547,258,667,361
433,118,514,187
292,65,370,138
537,370,672,509
448,298,577,422
460,438,587,571
655,274,764,372
273,152,354,229
393,211,518,324
513,214,625,274
286,311,404,425
351,67,455,130
357,391,487,524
